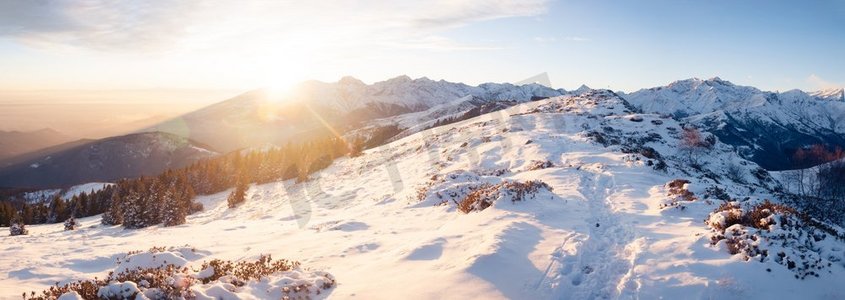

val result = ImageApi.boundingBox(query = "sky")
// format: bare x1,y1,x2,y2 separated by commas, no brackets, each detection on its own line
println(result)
1,0,844,133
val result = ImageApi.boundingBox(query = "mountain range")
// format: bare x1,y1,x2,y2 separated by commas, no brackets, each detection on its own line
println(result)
1,76,843,189
0,129,73,163
0,132,216,188
144,76,564,152
623,77,845,170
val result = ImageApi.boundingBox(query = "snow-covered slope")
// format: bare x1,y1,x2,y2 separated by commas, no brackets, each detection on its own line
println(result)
809,88,845,102
144,76,566,152
20,182,113,204
61,182,113,200
624,78,845,170
3,91,842,299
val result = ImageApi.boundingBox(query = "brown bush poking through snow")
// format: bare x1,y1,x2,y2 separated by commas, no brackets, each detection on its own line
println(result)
457,180,552,213
196,254,301,284
707,200,798,231
23,252,335,300
660,179,698,210
705,200,845,279
525,160,555,171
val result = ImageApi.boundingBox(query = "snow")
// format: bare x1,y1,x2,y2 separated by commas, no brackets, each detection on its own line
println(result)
22,189,61,204
112,246,195,274
97,282,142,299
56,291,83,300
61,182,113,200
21,182,113,204
1,91,844,299
809,88,845,102
625,77,845,137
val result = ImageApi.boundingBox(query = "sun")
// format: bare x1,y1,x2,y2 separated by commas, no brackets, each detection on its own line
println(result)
265,82,295,103
263,74,302,103
256,74,304,122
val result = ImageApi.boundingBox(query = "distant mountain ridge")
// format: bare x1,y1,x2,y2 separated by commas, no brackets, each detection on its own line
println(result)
623,77,845,170
144,75,566,152
0,132,216,188
0,128,73,162
808,87,845,102
7,76,841,189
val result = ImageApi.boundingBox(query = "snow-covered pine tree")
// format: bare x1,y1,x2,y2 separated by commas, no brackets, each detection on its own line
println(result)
101,186,123,225
142,179,163,225
64,217,78,231
161,186,186,226
121,184,146,229
227,179,248,208
180,178,202,214
9,220,28,236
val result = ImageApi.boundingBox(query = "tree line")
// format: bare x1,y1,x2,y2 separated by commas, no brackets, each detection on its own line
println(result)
2,136,361,230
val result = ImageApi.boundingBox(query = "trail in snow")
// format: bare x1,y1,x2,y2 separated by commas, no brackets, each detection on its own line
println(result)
570,168,637,299
534,165,643,300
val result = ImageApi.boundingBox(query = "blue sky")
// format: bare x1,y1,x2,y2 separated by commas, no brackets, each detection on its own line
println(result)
0,0,842,93
439,0,845,91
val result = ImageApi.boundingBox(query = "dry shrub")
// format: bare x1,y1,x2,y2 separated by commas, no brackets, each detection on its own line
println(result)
24,254,331,300
705,200,841,279
708,201,744,231
24,264,192,300
526,160,554,171
709,200,797,231
197,254,300,284
667,179,689,189
660,179,697,210
458,180,552,213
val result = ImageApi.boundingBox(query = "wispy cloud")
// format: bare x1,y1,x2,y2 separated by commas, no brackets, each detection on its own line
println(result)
806,74,842,90
533,36,557,43
533,35,590,44
564,36,590,42
0,0,549,53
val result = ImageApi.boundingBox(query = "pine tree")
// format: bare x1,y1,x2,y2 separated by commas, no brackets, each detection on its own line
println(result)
101,186,123,225
142,179,163,225
47,195,67,224
121,183,146,229
161,186,186,226
227,179,248,208
77,192,90,217
0,202,14,227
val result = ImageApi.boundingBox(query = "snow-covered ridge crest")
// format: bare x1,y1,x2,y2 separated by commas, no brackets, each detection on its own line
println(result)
283,75,567,113
809,87,845,102
145,75,568,152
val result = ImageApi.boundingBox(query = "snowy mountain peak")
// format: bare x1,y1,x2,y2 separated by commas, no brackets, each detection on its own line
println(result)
705,76,733,86
625,77,845,170
666,77,740,91
338,76,366,86
386,75,413,83
146,76,565,152
810,87,845,101
574,84,592,94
